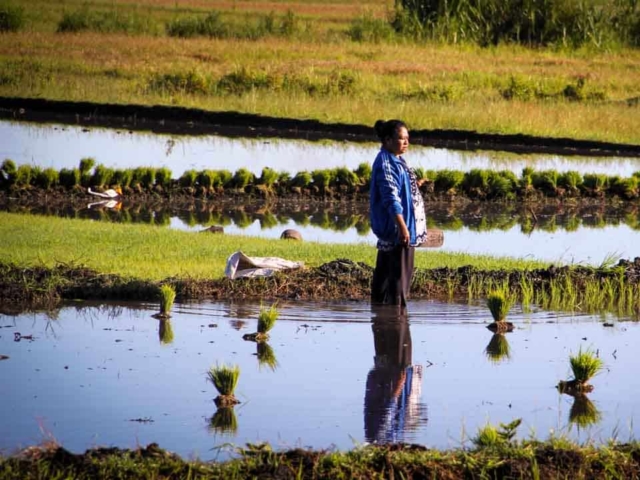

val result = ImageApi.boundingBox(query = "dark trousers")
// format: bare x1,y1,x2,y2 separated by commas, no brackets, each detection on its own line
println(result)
371,246,415,306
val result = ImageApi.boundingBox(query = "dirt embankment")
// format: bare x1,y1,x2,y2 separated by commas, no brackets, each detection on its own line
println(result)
2,96,640,157
3,258,640,314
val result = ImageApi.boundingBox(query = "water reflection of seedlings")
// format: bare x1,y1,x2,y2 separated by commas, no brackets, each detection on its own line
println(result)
486,290,514,332
569,394,602,428
557,347,603,394
243,304,278,342
256,342,278,371
158,319,174,345
208,364,240,407
208,407,238,435
484,334,511,363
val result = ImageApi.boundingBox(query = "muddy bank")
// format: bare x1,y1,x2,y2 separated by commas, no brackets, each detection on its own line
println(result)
3,258,640,315
2,96,640,157
3,440,640,479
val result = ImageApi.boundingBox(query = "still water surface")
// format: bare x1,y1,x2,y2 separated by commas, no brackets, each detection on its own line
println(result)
1,300,638,460
4,120,640,176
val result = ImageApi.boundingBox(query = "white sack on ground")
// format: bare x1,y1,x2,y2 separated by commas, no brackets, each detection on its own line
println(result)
225,251,304,279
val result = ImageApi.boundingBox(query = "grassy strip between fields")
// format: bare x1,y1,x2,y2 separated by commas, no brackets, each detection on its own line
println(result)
3,212,640,319
2,438,640,479
0,212,546,280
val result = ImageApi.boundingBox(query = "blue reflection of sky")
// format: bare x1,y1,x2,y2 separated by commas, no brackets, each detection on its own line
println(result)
4,120,640,177
1,300,638,461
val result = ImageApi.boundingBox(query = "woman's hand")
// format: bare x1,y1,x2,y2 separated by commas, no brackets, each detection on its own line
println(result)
396,214,410,245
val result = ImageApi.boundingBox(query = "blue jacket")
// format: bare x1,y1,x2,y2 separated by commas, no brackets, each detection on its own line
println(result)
369,148,416,246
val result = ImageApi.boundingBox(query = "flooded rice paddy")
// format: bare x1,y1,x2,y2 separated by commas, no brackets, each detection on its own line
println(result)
4,118,640,264
4,120,640,177
1,300,639,460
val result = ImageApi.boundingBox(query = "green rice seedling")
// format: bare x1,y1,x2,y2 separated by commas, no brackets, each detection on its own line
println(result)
155,167,172,189
463,168,491,194
569,347,603,386
485,334,511,363
0,3,24,32
332,167,359,190
259,167,279,189
158,284,176,317
311,169,334,192
214,169,233,189
208,364,240,406
58,168,80,189
209,407,238,435
232,168,254,190
291,171,312,188
488,171,516,199
583,173,608,194
179,169,198,188
112,169,133,188
569,394,602,429
91,164,114,189
34,168,59,190
355,162,372,185
531,169,558,196
198,170,217,190
79,157,96,176
158,319,174,345
14,164,32,188
558,171,583,192
487,290,512,322
519,277,534,313
257,342,278,371
258,304,278,334
434,170,464,193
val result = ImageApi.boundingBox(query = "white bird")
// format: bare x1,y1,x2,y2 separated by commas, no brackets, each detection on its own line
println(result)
88,186,122,199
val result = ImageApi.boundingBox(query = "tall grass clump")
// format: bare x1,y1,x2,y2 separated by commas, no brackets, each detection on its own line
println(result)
348,12,396,43
148,70,210,96
232,168,254,190
208,364,240,407
166,12,226,38
57,8,153,34
472,419,521,449
486,290,514,332
394,0,640,48
158,284,176,318
33,168,58,190
569,348,603,386
0,2,24,33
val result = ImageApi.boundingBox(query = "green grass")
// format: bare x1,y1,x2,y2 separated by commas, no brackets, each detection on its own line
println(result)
207,363,240,397
569,347,604,384
158,284,175,315
0,0,639,144
487,290,512,322
0,212,548,281
257,304,278,334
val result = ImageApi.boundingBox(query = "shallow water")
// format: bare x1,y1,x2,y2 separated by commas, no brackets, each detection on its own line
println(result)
1,300,638,460
3,120,640,177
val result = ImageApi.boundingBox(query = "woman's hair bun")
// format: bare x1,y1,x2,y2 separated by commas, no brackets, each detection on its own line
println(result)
374,120,386,140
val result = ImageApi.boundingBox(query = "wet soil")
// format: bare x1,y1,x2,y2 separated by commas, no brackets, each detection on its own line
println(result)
2,96,640,157
3,257,640,314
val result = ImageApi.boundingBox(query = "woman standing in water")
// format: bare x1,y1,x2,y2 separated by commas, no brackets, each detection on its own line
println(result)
369,119,427,306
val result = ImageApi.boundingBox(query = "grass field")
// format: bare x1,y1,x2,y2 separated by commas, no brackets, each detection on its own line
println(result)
0,212,547,280
0,0,639,144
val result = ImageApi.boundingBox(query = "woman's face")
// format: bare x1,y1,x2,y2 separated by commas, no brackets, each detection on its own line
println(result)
385,127,410,156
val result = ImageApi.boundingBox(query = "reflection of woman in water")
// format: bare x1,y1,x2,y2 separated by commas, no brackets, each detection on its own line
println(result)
364,306,425,444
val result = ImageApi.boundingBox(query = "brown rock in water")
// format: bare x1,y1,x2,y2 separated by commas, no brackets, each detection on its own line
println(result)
201,225,224,234
281,229,302,241
419,228,444,248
